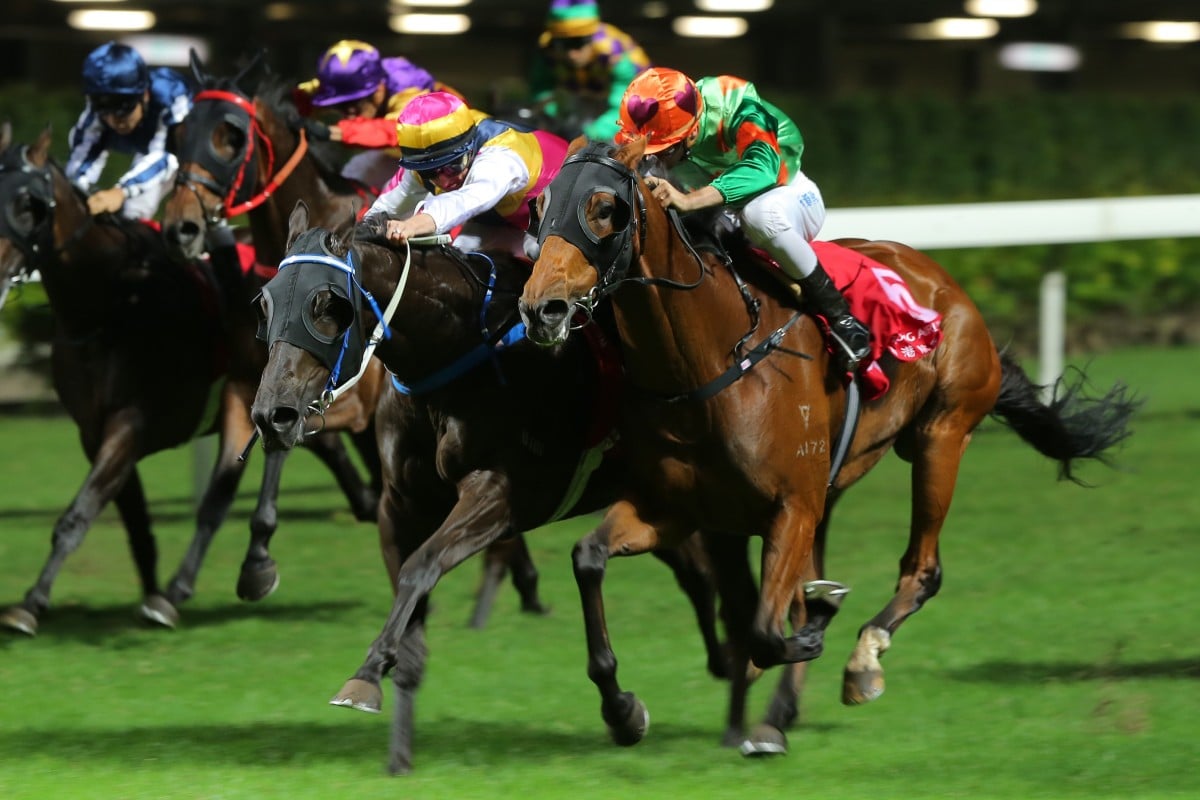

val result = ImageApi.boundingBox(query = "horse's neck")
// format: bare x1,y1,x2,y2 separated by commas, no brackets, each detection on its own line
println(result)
370,247,501,381
249,145,355,265
614,222,747,394
40,175,122,324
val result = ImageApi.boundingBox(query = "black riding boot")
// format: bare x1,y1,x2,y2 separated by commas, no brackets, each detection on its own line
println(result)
797,261,871,372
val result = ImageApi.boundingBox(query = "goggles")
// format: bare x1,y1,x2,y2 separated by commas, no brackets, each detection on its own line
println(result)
552,36,593,52
416,152,472,182
91,94,142,118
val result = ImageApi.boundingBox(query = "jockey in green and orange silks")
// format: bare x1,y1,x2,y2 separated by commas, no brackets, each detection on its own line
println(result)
616,68,872,371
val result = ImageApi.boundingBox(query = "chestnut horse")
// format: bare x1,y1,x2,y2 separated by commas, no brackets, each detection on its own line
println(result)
0,126,378,634
518,138,1140,751
161,60,538,626
250,204,731,773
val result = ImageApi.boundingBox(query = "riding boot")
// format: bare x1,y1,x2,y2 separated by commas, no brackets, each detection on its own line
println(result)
796,260,872,372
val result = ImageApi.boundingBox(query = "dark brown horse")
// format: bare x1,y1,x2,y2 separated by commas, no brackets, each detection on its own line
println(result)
0,126,378,634
161,62,539,626
251,203,729,773
518,137,1140,752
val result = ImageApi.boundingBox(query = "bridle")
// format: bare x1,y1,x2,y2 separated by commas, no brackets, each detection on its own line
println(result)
0,146,97,268
174,89,309,222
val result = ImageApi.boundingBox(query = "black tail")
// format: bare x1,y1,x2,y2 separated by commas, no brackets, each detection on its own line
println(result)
990,351,1142,484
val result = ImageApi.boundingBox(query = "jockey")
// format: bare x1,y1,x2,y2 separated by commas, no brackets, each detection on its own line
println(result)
615,67,872,371
530,0,651,142
295,40,465,188
365,92,568,260
66,41,193,219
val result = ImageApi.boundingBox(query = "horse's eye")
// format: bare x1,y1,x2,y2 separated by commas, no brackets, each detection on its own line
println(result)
311,290,353,337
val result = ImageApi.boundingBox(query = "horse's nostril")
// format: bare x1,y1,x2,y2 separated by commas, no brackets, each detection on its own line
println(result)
178,220,201,244
269,406,300,430
540,299,570,325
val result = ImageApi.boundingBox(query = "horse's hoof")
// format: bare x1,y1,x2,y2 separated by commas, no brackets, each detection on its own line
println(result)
387,756,412,776
605,693,649,747
330,679,383,714
0,606,38,636
720,726,747,749
842,668,885,705
237,562,280,602
140,595,180,629
739,724,788,757
520,601,551,616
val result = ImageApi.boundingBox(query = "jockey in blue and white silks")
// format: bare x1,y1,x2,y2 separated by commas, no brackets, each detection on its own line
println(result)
66,41,193,220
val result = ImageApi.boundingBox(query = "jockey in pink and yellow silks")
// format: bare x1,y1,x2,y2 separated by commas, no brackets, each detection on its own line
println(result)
365,92,568,259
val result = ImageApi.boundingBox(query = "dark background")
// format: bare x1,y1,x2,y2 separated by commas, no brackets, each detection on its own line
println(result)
4,0,1200,101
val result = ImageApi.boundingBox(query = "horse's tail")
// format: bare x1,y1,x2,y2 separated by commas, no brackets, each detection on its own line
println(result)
989,350,1142,484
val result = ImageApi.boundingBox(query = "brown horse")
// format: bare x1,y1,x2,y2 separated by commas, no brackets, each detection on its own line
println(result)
0,125,379,634
161,60,538,626
518,137,1140,751
251,203,730,773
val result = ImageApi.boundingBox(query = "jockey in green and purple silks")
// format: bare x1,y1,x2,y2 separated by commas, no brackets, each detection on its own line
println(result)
530,0,651,142
616,67,871,371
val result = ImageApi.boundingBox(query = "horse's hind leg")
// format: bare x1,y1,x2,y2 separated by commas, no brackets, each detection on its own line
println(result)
699,532,757,749
843,424,970,705
1,417,139,635
237,448,287,602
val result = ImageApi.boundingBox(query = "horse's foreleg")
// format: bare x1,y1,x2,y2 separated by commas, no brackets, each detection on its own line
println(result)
237,448,287,602
697,532,756,749
1,417,139,635
331,469,514,716
113,468,178,628
306,431,379,522
164,389,253,606
843,427,968,705
575,500,682,747
651,536,725,680
751,502,822,669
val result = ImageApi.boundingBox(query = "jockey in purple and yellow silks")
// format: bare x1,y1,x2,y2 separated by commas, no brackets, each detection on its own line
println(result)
365,92,568,260
66,41,192,219
295,40,465,188
616,67,871,371
530,0,651,141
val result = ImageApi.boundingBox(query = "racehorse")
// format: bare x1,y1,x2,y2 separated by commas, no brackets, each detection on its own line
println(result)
0,125,377,634
250,203,731,773
160,58,541,624
517,137,1140,752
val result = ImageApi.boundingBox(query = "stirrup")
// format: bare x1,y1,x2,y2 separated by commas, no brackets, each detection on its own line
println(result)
804,579,851,601
829,318,871,372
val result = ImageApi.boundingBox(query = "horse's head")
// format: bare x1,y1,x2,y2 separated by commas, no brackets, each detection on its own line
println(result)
0,125,62,303
250,200,372,449
162,50,283,259
520,136,649,346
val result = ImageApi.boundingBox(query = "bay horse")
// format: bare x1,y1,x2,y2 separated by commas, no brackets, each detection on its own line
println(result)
517,137,1140,752
251,203,731,773
159,60,538,625
0,125,375,634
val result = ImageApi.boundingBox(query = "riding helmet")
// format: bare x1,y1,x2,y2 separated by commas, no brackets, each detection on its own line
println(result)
615,67,704,154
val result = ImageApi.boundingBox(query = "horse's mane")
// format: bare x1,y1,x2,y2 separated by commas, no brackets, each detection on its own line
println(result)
253,76,372,196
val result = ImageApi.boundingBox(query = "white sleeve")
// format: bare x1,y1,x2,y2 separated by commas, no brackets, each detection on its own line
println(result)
418,147,530,233
366,168,427,219
64,106,108,193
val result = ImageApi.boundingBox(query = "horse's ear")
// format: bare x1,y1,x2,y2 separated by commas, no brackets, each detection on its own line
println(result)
0,121,11,153
233,48,269,95
566,135,589,157
615,135,646,170
286,200,310,251
188,48,208,87
28,125,53,166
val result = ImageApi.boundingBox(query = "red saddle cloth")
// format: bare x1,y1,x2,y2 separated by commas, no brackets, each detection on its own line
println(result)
810,241,943,400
